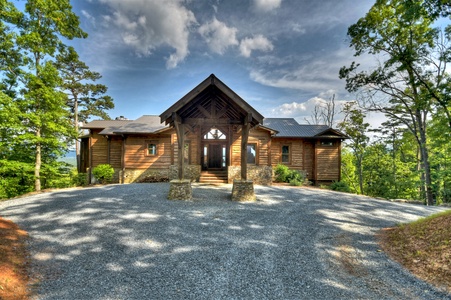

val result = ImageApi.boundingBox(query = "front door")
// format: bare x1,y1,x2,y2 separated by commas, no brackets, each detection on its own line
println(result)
209,144,222,168
203,143,226,170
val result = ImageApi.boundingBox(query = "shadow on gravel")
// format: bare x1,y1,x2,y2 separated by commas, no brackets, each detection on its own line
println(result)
1,183,449,299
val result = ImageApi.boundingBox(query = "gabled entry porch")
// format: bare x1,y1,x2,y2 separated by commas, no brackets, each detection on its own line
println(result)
160,74,264,200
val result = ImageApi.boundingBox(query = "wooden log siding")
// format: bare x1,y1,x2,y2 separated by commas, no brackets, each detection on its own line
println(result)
109,137,123,168
124,135,172,169
303,141,315,180
230,128,271,166
91,131,109,167
172,130,200,165
315,142,340,180
270,139,303,169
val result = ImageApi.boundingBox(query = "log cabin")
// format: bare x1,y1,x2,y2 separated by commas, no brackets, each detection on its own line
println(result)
80,74,347,185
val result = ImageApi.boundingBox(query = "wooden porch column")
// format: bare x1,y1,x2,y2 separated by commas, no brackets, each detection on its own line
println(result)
233,115,255,201
241,116,251,180
173,113,185,180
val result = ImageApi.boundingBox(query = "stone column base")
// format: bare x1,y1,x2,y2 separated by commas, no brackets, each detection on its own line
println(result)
232,180,256,201
168,179,192,200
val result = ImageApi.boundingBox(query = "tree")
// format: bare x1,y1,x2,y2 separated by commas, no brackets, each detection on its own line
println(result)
13,0,87,191
339,0,439,205
337,102,370,194
55,45,114,171
305,94,337,127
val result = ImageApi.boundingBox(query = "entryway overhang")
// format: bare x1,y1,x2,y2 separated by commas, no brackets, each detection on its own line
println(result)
160,74,263,128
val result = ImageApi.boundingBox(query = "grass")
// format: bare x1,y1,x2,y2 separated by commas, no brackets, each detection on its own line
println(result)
0,218,31,300
378,210,451,293
1,209,450,299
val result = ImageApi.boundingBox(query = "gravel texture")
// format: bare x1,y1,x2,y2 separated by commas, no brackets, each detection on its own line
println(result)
1,183,450,300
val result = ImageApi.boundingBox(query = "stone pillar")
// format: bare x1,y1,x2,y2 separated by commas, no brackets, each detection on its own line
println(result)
231,179,256,201
168,179,192,200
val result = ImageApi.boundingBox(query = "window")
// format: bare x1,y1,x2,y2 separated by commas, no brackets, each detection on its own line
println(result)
247,144,256,164
147,143,157,156
204,128,226,140
184,142,190,164
321,140,334,146
281,145,290,163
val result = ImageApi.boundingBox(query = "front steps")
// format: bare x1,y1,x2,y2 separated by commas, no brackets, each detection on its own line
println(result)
199,169,228,184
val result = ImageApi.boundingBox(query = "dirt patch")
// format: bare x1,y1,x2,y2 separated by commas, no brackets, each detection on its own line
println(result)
378,211,451,294
0,218,31,300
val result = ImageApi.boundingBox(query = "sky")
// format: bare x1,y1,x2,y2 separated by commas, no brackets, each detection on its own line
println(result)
68,0,377,127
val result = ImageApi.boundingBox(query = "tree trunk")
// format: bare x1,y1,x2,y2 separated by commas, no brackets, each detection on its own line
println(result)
35,131,41,191
74,94,80,172
418,124,434,205
357,156,364,195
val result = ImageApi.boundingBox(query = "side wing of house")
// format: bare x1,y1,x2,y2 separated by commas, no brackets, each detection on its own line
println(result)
81,118,175,183
263,119,347,184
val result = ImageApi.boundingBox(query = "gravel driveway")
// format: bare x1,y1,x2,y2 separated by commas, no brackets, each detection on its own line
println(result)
1,183,450,299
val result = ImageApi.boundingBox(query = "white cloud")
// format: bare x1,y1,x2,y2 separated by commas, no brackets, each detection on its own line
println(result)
270,96,350,126
253,0,282,12
198,17,239,54
239,35,274,57
271,101,308,117
99,0,196,69
81,10,95,26
250,47,360,92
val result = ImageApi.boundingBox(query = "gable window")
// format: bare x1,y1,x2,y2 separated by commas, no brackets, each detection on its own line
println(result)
204,128,226,140
281,145,290,163
247,144,257,164
321,140,334,146
146,142,157,156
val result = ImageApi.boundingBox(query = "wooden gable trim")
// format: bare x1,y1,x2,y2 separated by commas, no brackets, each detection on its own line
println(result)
315,128,349,139
159,74,264,126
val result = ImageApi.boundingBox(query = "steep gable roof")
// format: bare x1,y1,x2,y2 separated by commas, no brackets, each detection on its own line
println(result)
160,74,264,126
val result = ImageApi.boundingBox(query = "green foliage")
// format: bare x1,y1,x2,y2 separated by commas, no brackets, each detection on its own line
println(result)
330,181,351,193
289,179,302,186
71,170,88,187
274,164,306,186
274,164,290,182
0,160,34,199
92,164,114,184
0,0,112,195
338,102,370,195
339,0,448,205
55,45,114,123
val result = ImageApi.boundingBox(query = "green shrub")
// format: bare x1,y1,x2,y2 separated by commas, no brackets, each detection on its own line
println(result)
0,160,35,199
92,164,114,184
289,179,302,186
287,169,304,183
45,175,72,189
330,181,351,193
274,164,290,182
72,171,88,186
274,164,306,186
